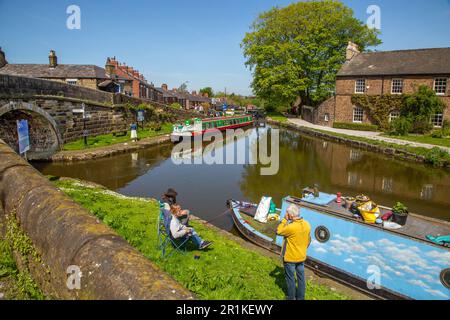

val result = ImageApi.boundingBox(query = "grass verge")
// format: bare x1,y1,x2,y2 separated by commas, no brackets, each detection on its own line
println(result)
63,123,172,151
300,127,450,167
266,112,288,123
381,134,450,148
51,177,349,300
0,237,45,300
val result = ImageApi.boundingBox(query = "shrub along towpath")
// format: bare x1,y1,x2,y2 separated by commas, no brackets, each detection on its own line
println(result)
51,177,369,300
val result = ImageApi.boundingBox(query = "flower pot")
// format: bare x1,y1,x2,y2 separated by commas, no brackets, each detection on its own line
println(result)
392,212,408,226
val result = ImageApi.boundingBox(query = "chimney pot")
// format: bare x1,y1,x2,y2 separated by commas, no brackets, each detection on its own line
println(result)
346,41,360,61
49,50,58,68
0,47,7,68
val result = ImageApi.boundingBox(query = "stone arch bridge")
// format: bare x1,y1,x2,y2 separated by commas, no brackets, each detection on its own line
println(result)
0,98,130,160
0,75,196,160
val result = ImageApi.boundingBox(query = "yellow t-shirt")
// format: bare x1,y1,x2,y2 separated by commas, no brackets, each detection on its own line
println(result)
277,218,311,263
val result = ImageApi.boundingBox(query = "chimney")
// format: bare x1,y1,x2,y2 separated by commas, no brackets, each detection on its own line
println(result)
105,58,115,77
162,84,168,91
0,47,7,68
192,90,197,96
49,50,58,68
346,41,360,61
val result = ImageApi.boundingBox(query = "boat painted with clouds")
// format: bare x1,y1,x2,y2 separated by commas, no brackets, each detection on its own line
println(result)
229,192,450,300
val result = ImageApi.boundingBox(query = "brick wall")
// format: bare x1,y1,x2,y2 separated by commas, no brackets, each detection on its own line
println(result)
315,97,335,126
335,75,450,124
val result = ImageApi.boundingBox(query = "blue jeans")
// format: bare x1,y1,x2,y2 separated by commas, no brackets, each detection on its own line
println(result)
180,230,203,248
284,262,306,300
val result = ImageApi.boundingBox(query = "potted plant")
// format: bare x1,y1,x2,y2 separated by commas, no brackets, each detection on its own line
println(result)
392,202,409,226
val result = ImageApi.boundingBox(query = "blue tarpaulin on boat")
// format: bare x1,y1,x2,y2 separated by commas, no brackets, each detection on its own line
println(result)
302,192,337,206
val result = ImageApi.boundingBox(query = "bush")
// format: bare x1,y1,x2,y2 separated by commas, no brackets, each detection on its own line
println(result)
170,103,182,110
424,147,450,167
430,128,450,139
389,117,412,136
333,122,378,131
411,116,433,134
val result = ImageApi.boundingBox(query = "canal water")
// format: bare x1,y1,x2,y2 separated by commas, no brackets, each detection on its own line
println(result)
33,125,450,230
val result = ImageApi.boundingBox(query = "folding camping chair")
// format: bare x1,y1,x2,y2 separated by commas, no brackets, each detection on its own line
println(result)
157,201,190,258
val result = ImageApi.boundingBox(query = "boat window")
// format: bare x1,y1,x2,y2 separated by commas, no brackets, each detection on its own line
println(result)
441,269,450,289
315,226,330,243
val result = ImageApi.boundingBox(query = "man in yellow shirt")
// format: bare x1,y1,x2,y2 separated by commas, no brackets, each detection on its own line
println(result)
277,204,311,300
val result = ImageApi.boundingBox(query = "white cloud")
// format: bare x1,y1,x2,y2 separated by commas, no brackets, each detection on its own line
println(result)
364,241,376,249
315,247,328,254
397,265,418,276
344,258,355,264
407,279,430,289
425,251,450,266
424,289,448,299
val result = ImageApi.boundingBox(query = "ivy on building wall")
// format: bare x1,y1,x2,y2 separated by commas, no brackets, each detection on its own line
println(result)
351,94,407,130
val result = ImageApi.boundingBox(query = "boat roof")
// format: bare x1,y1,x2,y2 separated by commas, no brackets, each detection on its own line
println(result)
202,115,251,121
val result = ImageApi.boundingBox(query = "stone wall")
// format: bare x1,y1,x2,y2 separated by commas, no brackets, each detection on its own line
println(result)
0,99,132,146
0,140,193,300
0,74,114,105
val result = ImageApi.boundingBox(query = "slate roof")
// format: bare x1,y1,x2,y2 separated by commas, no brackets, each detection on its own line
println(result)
155,87,177,98
0,64,108,79
337,47,450,77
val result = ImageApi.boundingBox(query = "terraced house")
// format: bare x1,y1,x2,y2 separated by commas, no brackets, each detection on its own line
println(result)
0,49,129,94
314,44,450,127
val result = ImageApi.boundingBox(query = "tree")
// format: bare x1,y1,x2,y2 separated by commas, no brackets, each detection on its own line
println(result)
402,85,446,134
241,0,381,110
199,87,214,98
178,82,188,93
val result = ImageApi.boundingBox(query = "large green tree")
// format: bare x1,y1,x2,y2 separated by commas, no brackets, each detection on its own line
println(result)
199,87,214,97
241,0,381,109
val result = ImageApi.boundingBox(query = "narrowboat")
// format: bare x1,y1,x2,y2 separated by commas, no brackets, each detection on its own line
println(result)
228,192,450,300
170,115,253,143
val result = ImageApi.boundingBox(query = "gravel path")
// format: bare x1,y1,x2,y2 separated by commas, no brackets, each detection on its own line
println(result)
288,119,450,153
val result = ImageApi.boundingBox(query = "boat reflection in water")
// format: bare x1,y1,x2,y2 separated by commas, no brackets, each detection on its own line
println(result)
229,193,450,300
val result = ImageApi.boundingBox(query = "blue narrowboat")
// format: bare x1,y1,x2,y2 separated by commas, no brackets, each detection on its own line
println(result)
228,192,450,300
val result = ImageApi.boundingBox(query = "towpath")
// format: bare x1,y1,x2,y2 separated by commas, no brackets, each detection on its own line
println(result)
287,118,450,153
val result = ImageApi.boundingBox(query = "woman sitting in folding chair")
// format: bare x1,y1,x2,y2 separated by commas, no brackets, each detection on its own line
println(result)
169,204,213,251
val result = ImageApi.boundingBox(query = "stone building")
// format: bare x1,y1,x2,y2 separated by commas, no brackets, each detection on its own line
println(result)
0,49,127,93
313,44,450,127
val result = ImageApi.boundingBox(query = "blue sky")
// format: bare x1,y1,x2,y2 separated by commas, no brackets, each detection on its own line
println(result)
1,0,449,95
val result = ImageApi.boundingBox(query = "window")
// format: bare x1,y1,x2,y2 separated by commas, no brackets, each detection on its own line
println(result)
349,149,361,161
421,184,434,200
355,79,366,94
324,113,330,122
66,79,78,85
434,78,447,95
391,79,403,94
382,177,393,193
347,172,359,186
389,111,400,123
430,114,444,127
353,107,364,123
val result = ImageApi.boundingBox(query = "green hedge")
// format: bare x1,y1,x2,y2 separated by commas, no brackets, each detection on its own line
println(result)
333,122,378,132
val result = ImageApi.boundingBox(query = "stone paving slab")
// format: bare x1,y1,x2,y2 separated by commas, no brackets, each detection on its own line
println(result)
287,119,450,153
